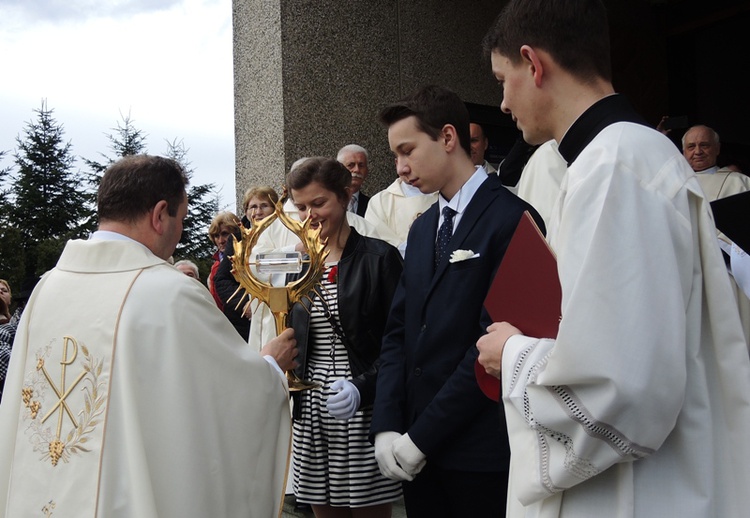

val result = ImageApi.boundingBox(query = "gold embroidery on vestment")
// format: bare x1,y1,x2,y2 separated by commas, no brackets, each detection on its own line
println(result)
41,500,56,517
21,336,107,466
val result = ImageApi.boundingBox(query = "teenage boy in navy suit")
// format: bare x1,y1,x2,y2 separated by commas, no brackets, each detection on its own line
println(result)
370,84,542,518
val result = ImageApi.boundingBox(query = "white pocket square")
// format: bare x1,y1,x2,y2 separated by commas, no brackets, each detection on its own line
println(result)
449,249,480,263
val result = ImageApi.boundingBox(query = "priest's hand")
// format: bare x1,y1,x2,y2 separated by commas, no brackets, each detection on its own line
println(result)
392,433,426,477
477,322,521,379
374,432,414,481
260,328,298,372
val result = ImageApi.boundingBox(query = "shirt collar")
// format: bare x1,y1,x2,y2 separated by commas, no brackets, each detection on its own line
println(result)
91,230,140,244
438,168,487,215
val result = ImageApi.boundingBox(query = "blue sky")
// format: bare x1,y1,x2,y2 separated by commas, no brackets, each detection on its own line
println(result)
0,0,237,209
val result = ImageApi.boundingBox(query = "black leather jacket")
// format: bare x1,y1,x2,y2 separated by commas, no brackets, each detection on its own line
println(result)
289,228,403,411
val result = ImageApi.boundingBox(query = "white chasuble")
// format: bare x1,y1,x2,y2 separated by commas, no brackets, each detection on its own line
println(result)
0,238,292,518
5,268,139,516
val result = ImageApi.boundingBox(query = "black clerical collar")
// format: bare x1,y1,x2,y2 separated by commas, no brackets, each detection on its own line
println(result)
558,94,649,166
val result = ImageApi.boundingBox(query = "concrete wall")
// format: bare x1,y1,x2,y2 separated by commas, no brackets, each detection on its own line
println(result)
232,0,507,210
232,0,670,210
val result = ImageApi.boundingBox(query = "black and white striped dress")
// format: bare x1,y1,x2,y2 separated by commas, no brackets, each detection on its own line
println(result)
292,263,402,508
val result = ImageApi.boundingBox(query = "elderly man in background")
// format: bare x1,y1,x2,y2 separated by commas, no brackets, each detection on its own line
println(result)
174,259,200,279
682,124,750,200
337,144,371,216
0,155,298,518
682,124,750,347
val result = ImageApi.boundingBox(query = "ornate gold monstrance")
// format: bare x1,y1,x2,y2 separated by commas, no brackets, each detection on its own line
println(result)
229,190,328,391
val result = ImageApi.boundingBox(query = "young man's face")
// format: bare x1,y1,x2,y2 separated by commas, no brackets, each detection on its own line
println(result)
491,50,547,146
388,115,449,195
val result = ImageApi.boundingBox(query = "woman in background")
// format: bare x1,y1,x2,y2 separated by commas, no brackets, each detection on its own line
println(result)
241,185,278,227
207,211,241,310
213,186,279,341
0,280,11,325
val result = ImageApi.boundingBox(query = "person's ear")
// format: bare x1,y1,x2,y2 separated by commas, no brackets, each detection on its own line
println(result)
520,45,544,88
441,124,459,152
150,200,170,235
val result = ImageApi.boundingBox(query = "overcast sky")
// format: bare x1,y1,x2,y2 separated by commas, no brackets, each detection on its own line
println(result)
0,0,237,209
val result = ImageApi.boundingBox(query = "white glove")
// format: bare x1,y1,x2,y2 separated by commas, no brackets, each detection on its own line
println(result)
392,433,427,477
326,379,361,420
374,432,413,481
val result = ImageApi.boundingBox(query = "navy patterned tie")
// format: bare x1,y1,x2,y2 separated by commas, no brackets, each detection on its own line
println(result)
435,206,457,268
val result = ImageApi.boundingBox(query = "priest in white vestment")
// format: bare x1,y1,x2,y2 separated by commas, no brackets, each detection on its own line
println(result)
681,124,750,348
479,2,750,517
0,155,298,518
364,177,438,256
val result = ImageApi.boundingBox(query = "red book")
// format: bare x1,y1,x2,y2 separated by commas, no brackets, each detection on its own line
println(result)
475,211,562,401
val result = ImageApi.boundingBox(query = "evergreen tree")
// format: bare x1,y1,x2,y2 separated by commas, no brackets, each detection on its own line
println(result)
81,113,149,232
83,112,148,180
0,151,24,288
10,100,88,278
165,138,219,274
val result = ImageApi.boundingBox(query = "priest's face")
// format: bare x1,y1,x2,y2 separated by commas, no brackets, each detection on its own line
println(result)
682,126,720,172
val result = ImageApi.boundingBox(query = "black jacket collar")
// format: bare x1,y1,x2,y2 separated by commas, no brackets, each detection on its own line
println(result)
558,94,649,166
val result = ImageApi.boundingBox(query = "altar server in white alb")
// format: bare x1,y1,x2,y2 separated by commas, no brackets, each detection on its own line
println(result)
476,1,750,517
0,155,298,518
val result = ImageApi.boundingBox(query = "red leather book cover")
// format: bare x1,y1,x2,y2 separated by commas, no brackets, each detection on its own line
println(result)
475,210,562,401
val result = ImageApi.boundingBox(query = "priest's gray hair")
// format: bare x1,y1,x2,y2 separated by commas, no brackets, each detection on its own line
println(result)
681,125,720,148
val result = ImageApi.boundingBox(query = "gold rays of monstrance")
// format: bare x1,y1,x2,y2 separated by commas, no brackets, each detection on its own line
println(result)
228,189,327,391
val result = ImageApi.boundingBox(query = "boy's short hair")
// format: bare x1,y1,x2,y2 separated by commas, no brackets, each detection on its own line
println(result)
482,0,612,83
378,85,471,156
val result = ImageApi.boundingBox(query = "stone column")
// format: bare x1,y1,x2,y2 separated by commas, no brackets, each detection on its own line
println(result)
232,0,538,208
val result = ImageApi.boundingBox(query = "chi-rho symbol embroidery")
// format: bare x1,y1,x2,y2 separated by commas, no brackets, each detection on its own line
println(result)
21,335,107,466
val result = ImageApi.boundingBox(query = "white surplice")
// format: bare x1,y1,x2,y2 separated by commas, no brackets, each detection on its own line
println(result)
0,238,292,518
364,178,438,253
502,122,750,517
695,166,750,348
516,140,567,229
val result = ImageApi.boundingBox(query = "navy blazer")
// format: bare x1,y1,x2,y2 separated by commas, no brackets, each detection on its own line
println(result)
370,173,544,472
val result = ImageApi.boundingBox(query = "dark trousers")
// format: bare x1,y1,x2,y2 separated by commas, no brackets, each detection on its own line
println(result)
402,463,509,518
